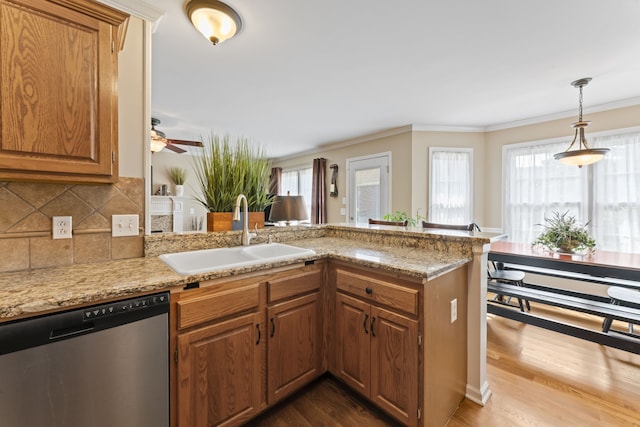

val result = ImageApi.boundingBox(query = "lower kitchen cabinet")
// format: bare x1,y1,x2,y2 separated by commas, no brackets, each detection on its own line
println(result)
335,292,419,426
267,292,321,404
176,312,263,427
170,259,465,427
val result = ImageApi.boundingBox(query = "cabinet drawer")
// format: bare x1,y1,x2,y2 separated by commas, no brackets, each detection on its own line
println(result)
335,268,418,315
268,269,322,303
177,283,260,329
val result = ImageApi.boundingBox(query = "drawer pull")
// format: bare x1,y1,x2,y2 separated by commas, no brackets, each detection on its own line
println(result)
363,313,369,334
365,287,373,295
256,323,261,345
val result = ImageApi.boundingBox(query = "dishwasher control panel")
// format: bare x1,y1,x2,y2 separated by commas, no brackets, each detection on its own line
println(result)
84,293,169,321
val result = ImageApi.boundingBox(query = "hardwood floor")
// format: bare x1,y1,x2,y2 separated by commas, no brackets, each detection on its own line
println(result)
245,375,401,427
247,303,640,426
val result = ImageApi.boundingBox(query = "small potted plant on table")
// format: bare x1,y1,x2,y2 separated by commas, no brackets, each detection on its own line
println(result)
532,210,596,254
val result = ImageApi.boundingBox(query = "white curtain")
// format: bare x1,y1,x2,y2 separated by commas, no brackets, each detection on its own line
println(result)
504,140,587,244
591,132,640,253
429,149,472,224
503,130,640,253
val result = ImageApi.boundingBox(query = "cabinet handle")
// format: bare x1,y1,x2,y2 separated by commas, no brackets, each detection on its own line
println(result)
371,316,376,337
270,318,275,337
363,313,369,334
256,323,261,345
365,287,373,295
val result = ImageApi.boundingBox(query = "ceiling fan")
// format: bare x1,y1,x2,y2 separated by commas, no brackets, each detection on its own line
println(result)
150,117,203,154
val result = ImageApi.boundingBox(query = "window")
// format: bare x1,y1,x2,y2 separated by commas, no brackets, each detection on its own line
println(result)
503,129,640,253
281,166,312,219
429,148,473,224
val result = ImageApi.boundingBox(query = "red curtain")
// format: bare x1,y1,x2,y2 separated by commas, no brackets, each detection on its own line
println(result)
311,158,327,224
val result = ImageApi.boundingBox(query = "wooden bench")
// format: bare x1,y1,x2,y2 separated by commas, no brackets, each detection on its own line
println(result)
487,281,640,354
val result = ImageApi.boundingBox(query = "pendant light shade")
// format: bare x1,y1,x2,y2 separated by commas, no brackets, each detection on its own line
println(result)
553,78,609,168
185,0,242,45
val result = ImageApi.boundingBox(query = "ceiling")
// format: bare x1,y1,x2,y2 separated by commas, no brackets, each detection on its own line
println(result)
147,0,640,159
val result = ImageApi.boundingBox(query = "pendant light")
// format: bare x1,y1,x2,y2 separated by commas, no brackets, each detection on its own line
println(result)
553,78,609,168
185,0,242,45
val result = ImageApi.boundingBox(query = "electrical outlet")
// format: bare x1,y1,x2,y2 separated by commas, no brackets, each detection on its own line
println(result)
450,298,457,323
112,214,139,237
52,216,72,239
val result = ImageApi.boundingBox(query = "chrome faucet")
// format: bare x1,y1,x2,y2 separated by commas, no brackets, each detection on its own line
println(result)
233,194,256,246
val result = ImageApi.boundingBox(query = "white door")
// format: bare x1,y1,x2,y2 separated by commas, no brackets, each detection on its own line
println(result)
347,153,390,224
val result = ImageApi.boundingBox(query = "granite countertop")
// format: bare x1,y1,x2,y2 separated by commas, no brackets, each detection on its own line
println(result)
0,236,472,321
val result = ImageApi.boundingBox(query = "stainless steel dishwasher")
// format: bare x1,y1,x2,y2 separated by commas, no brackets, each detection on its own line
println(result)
0,291,170,427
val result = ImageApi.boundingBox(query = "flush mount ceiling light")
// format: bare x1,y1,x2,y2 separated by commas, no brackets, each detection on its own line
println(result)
150,117,167,153
185,0,242,45
553,78,609,168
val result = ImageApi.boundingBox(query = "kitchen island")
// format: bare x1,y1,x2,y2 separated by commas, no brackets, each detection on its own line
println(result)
0,224,504,426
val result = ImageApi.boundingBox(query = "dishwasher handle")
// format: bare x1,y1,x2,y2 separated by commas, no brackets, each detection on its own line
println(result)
50,323,95,340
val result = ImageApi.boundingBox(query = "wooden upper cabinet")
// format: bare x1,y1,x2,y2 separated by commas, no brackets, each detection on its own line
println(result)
0,0,128,183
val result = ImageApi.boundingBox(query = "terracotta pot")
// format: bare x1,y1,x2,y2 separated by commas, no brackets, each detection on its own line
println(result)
206,212,265,232
231,212,265,230
206,212,233,232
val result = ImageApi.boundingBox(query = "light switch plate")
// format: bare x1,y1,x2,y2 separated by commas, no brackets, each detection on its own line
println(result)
112,214,139,237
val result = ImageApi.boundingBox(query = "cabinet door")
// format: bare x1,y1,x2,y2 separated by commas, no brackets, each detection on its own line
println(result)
335,292,370,396
267,292,321,404
177,312,262,427
0,0,125,183
370,305,419,427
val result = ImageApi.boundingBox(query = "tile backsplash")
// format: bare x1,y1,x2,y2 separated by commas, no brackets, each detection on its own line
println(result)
0,178,144,272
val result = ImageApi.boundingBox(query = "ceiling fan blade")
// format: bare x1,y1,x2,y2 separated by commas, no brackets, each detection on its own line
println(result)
167,139,204,147
165,143,187,154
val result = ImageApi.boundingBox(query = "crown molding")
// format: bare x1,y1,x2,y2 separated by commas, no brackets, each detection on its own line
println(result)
96,0,164,23
273,125,415,161
411,124,485,132
485,96,640,132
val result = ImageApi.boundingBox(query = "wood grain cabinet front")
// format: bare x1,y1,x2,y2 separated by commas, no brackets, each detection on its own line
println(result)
335,292,419,427
267,292,322,405
0,0,128,183
177,312,262,427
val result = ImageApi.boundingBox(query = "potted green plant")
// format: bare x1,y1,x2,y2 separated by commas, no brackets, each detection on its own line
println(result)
167,167,187,197
192,134,273,231
532,210,596,253
383,209,426,227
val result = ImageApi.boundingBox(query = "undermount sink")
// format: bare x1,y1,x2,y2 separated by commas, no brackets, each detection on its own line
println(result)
159,243,316,276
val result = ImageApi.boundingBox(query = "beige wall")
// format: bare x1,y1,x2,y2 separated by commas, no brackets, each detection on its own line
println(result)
274,130,412,224
484,104,640,229
274,105,639,229
118,16,146,179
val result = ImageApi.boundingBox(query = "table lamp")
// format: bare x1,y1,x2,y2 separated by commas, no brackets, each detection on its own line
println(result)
269,192,308,225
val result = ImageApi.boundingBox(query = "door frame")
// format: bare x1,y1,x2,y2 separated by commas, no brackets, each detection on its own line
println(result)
345,152,392,224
